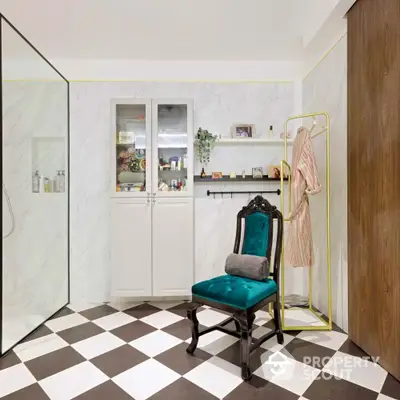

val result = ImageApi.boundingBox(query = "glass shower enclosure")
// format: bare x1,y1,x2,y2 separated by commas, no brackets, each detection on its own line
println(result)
1,15,69,355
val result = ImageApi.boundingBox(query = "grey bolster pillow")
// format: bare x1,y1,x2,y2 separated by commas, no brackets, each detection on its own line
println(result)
225,253,269,281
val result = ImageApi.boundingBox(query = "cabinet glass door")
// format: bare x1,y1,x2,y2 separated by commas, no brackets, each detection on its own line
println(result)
152,100,193,195
113,100,151,197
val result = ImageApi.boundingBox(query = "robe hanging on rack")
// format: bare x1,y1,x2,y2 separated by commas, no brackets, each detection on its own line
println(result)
286,126,322,268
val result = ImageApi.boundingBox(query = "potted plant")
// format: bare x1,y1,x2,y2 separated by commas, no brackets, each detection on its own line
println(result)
194,128,218,165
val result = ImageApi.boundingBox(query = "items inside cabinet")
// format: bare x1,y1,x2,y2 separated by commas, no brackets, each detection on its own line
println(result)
157,104,188,192
116,104,147,193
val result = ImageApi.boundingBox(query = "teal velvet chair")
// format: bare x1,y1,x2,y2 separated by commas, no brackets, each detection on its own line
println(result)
186,196,284,380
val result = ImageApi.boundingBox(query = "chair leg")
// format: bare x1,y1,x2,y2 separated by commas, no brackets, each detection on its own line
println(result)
237,313,255,380
186,304,200,354
273,301,284,344
234,318,240,332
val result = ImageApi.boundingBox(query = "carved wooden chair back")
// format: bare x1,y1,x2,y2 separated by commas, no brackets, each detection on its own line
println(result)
233,195,283,285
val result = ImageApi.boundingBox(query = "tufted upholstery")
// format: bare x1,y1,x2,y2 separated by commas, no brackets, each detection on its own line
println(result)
241,212,270,257
192,274,277,310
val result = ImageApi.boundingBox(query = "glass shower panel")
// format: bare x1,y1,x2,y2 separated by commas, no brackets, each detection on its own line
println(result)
1,18,69,354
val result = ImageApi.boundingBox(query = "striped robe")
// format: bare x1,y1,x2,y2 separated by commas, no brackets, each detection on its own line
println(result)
286,126,322,268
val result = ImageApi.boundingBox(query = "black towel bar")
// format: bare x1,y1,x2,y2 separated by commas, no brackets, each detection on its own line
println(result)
206,189,281,198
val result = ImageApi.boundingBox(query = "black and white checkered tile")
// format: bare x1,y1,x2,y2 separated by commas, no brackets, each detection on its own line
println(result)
0,301,398,400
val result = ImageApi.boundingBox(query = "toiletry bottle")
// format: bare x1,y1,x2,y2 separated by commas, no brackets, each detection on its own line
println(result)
200,167,206,178
62,170,66,192
269,125,273,139
44,178,50,193
59,170,65,193
32,170,40,193
242,170,246,179
55,170,60,192
39,174,45,193
178,157,182,171
183,153,188,169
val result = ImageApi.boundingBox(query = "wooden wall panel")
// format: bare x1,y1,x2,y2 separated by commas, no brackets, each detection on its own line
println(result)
348,0,400,381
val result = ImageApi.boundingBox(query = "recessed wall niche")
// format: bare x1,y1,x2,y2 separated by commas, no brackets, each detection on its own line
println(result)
31,137,66,193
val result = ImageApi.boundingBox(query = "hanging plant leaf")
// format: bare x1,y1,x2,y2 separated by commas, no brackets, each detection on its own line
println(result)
194,127,218,166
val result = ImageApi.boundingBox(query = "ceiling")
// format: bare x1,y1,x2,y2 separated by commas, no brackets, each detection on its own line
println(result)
0,0,339,61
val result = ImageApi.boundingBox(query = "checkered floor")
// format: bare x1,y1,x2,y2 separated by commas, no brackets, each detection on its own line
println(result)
0,301,399,400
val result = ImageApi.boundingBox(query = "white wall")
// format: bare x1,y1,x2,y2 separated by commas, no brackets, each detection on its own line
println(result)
301,0,354,76
69,81,296,305
302,0,340,47
52,60,302,82
302,35,348,331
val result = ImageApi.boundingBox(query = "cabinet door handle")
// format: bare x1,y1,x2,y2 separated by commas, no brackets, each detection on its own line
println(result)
147,199,150,204
147,192,150,197
152,199,156,203
152,192,156,196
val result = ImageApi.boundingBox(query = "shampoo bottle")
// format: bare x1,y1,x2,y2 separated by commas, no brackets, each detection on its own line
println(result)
55,170,60,192
39,175,45,193
32,170,40,193
44,178,51,193
59,170,65,193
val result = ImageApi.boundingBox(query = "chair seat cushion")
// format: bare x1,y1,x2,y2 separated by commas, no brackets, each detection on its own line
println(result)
192,275,277,310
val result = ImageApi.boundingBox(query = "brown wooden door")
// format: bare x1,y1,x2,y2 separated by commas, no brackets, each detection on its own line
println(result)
348,0,400,381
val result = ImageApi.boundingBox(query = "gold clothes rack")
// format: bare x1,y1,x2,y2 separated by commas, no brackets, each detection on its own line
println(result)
278,112,332,331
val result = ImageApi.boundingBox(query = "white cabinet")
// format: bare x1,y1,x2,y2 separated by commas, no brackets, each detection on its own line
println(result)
111,98,194,197
111,199,152,297
152,198,194,296
110,98,194,298
151,99,194,196
111,99,152,198
111,197,194,297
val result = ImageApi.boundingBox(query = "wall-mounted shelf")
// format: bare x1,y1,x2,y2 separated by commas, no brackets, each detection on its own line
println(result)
215,138,294,145
32,193,65,196
194,175,288,182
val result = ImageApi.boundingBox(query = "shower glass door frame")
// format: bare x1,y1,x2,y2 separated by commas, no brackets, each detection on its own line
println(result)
0,13,70,356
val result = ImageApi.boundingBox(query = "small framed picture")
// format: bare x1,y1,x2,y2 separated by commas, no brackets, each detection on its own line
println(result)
231,124,255,138
252,167,263,179
211,172,223,180
268,165,288,179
